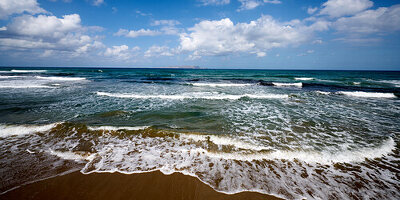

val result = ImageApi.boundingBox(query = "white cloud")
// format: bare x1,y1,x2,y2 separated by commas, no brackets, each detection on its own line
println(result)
145,45,174,57
136,10,152,16
93,0,104,6
8,14,81,38
151,20,181,26
0,0,46,19
179,16,321,58
334,5,400,34
312,39,323,44
115,19,182,38
115,28,161,38
307,7,318,15
198,0,230,6
237,0,281,11
256,52,266,57
319,0,373,18
103,45,137,60
237,0,262,11
264,0,281,4
0,14,104,56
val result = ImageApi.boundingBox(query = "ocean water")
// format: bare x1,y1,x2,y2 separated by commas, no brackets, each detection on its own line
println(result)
0,67,399,199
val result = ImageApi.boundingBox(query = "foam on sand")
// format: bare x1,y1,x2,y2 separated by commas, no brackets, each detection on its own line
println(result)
338,91,396,98
96,92,288,100
35,76,86,81
48,149,97,162
88,125,149,131
0,123,58,138
272,82,302,87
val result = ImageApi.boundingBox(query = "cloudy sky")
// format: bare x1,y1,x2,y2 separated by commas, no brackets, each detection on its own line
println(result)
0,0,399,70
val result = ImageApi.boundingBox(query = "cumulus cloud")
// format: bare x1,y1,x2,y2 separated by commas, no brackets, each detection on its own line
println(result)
334,5,400,34
0,14,104,57
7,14,81,38
179,16,323,58
198,0,230,6
237,0,263,11
237,0,281,11
145,45,174,57
0,0,46,19
319,0,373,18
115,29,161,38
103,45,139,60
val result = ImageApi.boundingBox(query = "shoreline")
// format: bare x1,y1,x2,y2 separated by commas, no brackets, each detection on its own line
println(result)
0,170,283,200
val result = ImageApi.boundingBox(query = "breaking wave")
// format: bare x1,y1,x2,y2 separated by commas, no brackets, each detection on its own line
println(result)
35,76,86,81
96,92,289,100
272,82,302,87
338,91,396,98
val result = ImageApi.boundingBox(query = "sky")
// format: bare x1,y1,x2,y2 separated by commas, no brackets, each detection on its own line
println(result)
0,0,399,70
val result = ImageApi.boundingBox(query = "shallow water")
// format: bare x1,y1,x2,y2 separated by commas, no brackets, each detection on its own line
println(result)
0,67,399,199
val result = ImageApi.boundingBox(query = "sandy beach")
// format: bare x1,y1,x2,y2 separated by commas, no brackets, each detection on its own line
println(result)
1,171,282,200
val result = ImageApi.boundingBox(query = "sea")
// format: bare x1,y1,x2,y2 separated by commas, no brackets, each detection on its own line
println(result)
0,67,399,199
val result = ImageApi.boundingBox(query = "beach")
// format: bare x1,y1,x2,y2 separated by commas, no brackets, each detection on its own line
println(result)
0,68,399,199
1,171,281,200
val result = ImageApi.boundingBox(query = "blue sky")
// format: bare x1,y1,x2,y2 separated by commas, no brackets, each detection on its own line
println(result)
0,0,399,70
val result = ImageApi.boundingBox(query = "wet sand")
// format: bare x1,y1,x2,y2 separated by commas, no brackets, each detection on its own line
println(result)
1,171,283,200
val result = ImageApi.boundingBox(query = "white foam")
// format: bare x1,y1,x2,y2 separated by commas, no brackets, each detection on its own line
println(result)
316,91,331,95
294,77,313,81
180,134,270,151
353,82,361,85
181,135,395,165
272,82,302,87
338,91,396,98
36,76,86,81
0,123,58,138
265,137,395,164
11,70,47,73
26,149,35,154
88,126,149,131
96,92,288,100
0,85,53,88
192,83,253,87
48,149,96,162
0,75,24,79
378,80,400,87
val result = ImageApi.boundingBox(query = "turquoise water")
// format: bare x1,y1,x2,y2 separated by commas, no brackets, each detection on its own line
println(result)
0,67,399,199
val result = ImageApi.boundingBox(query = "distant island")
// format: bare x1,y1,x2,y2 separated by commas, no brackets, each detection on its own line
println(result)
158,65,202,69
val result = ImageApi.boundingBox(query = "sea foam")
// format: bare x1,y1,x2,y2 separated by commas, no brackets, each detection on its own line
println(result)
294,77,313,81
35,76,86,81
11,70,47,73
338,91,396,98
192,83,253,87
88,125,149,131
272,82,302,87
0,123,58,138
96,92,288,100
